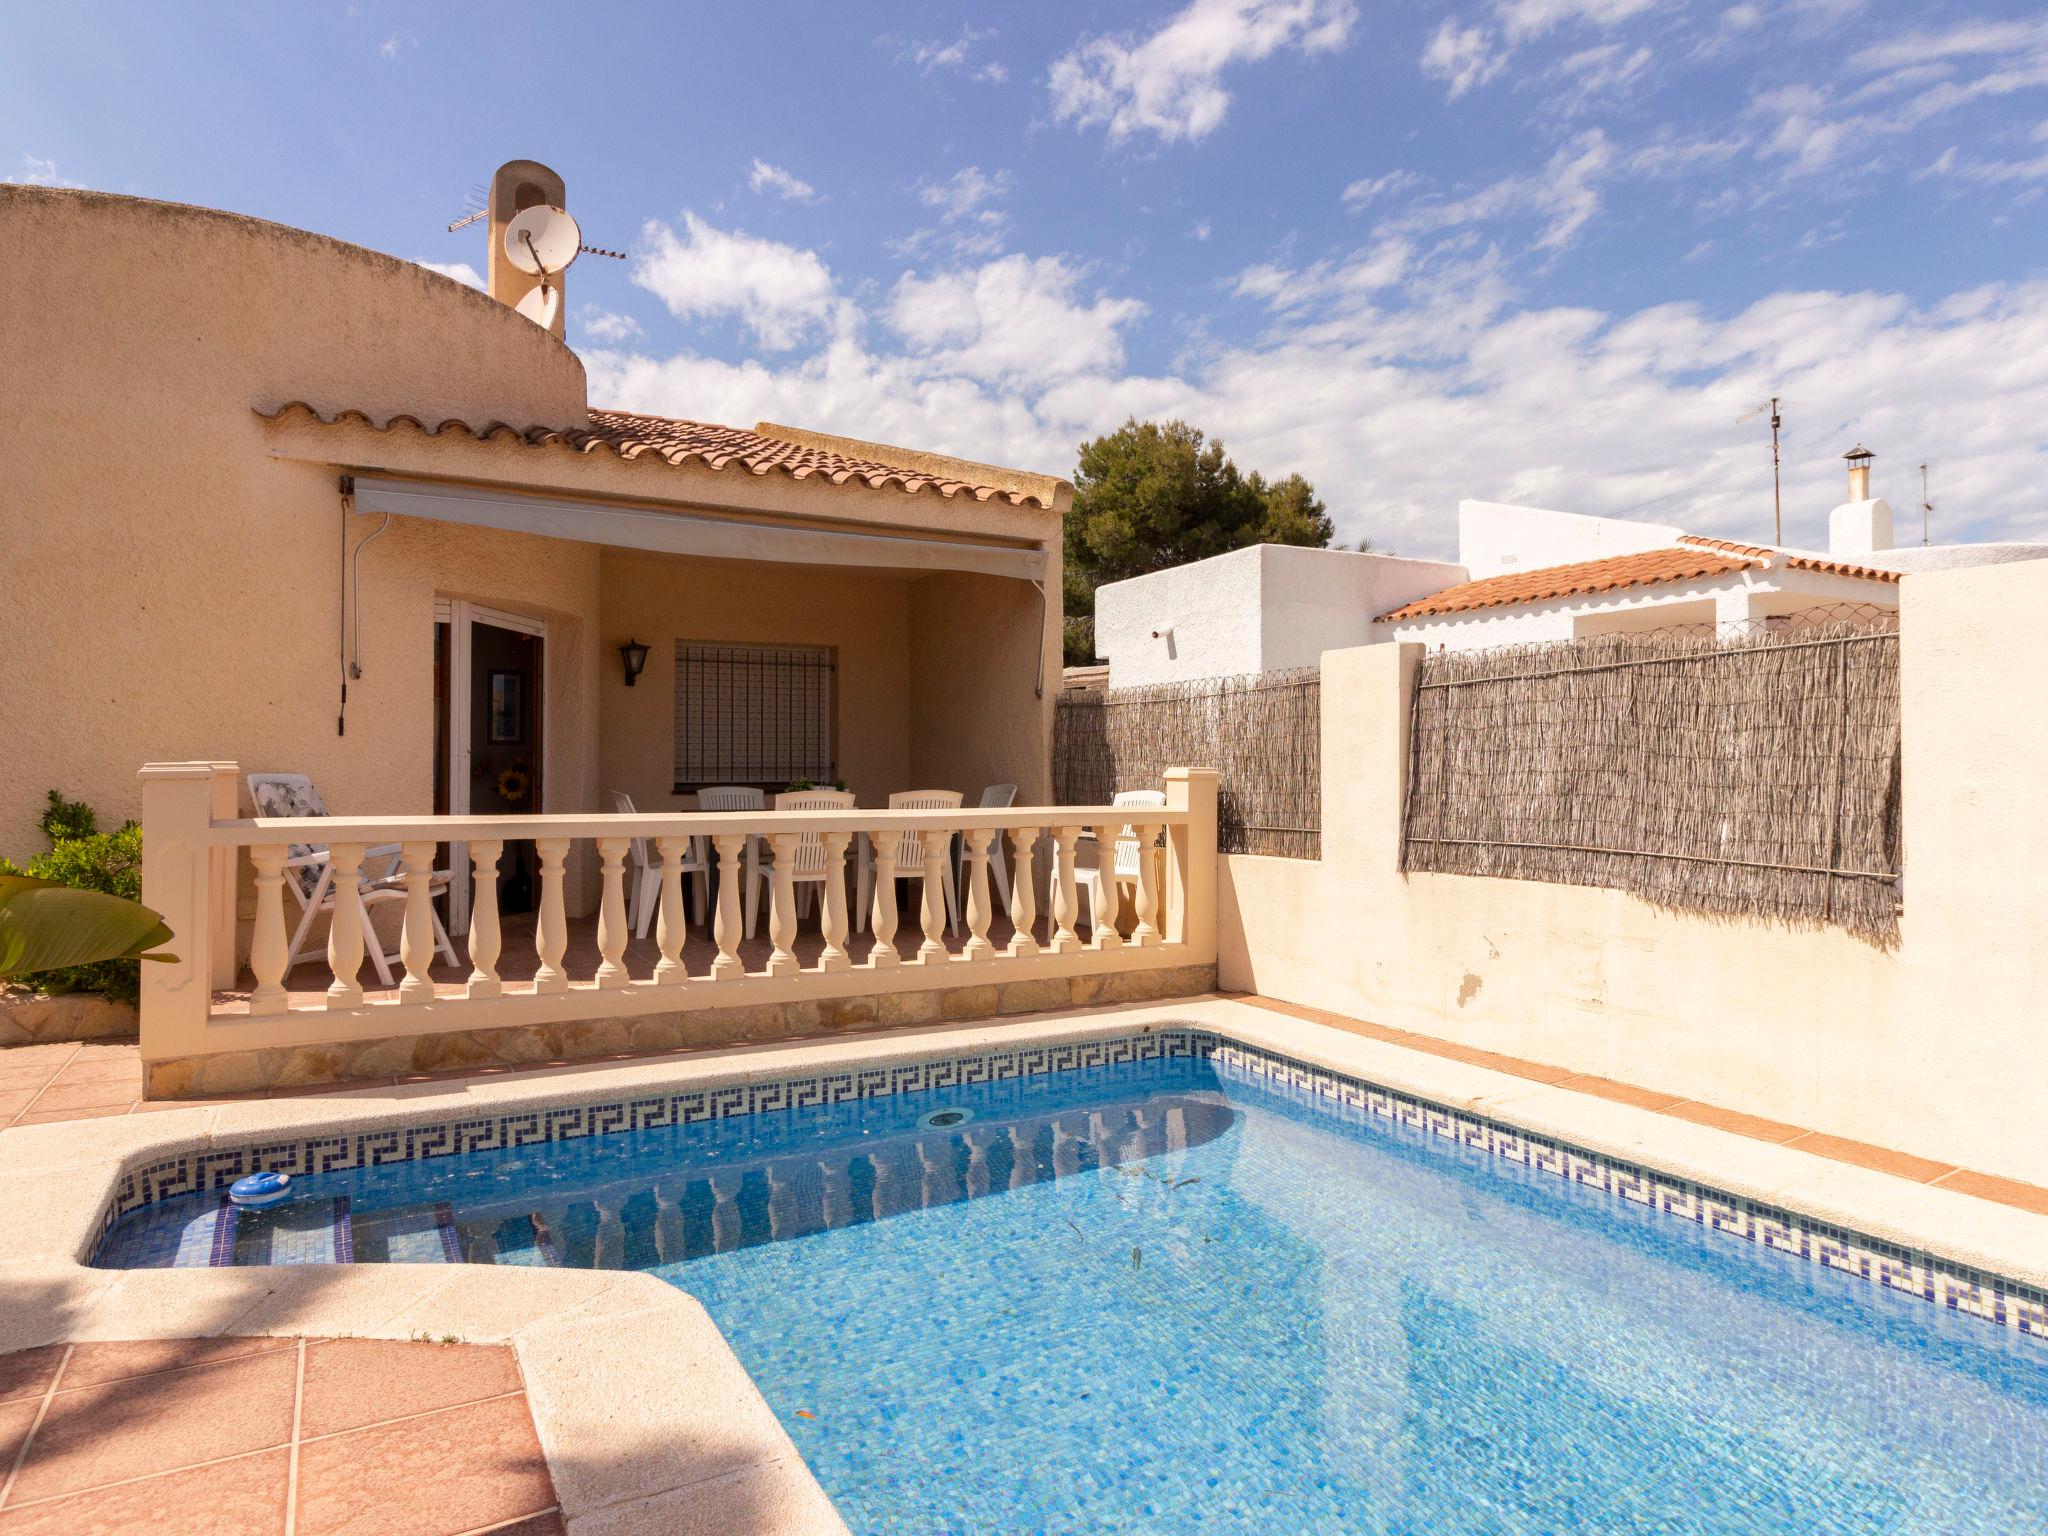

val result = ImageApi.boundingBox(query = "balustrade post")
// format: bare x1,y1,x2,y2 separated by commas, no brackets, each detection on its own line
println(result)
819,832,852,972
1089,821,1123,949
710,833,745,980
324,841,367,1009
137,764,216,1064
466,839,503,999
1130,822,1162,947
1049,826,1082,954
868,835,900,969
916,829,950,963
962,827,994,960
1006,827,1040,957
766,832,800,977
653,836,689,985
247,843,290,1016
532,838,570,993
594,837,630,989
398,840,439,1003
1163,767,1219,960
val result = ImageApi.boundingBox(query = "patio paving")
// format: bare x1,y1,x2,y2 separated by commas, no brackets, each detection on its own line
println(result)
0,1335,558,1535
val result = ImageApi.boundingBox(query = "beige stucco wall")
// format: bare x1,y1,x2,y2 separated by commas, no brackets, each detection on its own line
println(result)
0,187,591,860
1220,558,2048,1184
598,551,912,807
3,184,1063,966
907,572,1057,805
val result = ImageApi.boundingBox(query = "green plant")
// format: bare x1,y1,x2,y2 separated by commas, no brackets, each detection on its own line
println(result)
784,779,848,793
0,791,165,1003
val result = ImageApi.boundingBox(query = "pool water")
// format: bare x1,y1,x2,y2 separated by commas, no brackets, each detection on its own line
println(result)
101,1053,2048,1533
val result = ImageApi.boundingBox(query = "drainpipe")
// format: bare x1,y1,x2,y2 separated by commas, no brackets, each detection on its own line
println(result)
338,474,392,736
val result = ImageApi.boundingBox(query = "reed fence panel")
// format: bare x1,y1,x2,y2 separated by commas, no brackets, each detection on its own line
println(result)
1400,610,1903,945
1055,670,1321,857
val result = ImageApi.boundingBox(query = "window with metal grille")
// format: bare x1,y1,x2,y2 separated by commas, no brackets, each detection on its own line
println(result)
673,642,835,789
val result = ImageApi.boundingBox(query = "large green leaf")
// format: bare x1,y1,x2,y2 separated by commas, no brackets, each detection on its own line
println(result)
0,875,177,979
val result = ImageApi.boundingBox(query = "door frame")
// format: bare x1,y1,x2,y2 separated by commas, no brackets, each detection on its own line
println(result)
436,599,548,933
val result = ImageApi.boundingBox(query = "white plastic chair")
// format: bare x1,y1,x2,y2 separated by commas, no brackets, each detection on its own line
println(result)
859,789,964,936
747,789,857,939
610,791,708,940
246,772,457,987
954,783,1019,913
1073,789,1167,938
695,785,767,936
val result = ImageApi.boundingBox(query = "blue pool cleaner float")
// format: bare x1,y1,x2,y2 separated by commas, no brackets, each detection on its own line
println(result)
229,1171,292,1210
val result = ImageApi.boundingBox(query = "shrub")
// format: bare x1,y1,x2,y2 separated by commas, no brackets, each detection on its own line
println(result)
0,792,147,1004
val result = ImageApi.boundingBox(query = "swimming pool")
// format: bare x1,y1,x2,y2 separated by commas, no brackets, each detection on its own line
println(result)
97,1033,2048,1533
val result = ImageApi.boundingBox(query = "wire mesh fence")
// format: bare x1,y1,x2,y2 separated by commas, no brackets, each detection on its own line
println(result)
1054,669,1321,857
1400,604,1903,945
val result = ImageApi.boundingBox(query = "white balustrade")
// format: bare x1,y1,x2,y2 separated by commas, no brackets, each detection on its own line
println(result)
141,767,1218,1051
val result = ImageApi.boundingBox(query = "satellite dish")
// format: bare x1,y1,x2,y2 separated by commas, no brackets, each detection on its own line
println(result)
515,282,562,329
504,205,582,276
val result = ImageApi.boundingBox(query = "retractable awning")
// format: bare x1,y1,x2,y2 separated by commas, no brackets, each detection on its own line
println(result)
348,475,1050,582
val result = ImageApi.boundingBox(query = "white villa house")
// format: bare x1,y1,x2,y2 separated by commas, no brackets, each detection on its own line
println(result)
1094,450,2048,681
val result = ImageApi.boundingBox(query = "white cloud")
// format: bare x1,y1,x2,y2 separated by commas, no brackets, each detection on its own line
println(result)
976,62,1009,84
887,256,1146,384
1556,41,1653,99
1494,0,1657,44
1341,169,1422,208
1388,130,1615,251
583,254,2048,553
748,159,817,202
1050,0,1358,143
1420,20,1504,99
917,166,1014,223
1232,239,1411,311
4,154,84,188
1190,219,1213,241
577,307,644,343
631,213,842,350
416,260,484,290
907,25,1003,78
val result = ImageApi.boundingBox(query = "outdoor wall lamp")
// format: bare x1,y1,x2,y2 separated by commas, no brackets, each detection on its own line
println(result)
618,638,650,687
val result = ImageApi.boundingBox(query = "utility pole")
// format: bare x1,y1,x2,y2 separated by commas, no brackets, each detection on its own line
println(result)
1737,396,1785,543
1768,397,1782,545
1920,462,1933,546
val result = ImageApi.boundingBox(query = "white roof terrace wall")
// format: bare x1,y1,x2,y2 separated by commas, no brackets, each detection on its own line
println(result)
1095,544,1467,688
1457,499,1685,579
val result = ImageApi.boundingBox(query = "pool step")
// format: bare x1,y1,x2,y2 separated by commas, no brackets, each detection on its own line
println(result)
349,1202,464,1265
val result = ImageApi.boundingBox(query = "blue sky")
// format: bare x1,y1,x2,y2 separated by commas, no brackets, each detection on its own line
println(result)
7,1,2047,554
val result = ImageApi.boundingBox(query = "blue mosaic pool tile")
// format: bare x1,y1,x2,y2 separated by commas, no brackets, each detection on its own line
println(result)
89,1024,2048,1346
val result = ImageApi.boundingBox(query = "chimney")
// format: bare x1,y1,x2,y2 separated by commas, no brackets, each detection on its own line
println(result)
486,159,568,339
1828,443,1893,557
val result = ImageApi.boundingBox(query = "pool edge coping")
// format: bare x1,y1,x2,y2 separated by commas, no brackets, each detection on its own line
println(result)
2,996,2048,1531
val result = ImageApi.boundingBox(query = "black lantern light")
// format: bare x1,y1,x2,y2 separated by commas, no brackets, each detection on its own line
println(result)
618,638,650,687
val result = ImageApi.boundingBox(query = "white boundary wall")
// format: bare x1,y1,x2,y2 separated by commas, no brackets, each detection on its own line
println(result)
1219,558,2048,1185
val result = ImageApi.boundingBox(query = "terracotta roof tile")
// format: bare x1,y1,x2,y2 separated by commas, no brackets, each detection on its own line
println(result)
1676,533,1900,583
1375,547,1764,622
255,402,1056,510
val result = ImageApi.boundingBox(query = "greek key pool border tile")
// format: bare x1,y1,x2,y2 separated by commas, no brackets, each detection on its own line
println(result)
1198,1034,2048,1346
92,1025,2048,1343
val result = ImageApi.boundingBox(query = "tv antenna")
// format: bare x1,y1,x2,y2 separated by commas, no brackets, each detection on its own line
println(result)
1919,461,1933,546
445,185,489,233
1736,396,1784,544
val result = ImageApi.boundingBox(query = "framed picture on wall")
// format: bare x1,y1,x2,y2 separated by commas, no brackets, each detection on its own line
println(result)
488,671,525,744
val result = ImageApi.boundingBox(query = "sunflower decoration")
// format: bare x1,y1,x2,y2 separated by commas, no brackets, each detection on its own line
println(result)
495,762,532,806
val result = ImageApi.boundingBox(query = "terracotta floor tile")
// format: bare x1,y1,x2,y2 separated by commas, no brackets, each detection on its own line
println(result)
0,1347,66,1405
1662,1100,1810,1144
1933,1168,2048,1217
1784,1131,1957,1184
21,1080,141,1114
1553,1075,1691,1112
11,1346,298,1503
294,1395,554,1536
0,1067,59,1094
0,1091,43,1125
47,1055,143,1085
0,1399,43,1478
0,1445,289,1535
300,1340,521,1439
60,1337,295,1390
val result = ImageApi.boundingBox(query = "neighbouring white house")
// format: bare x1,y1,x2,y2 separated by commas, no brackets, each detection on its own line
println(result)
1095,448,2048,679
1094,543,1465,687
